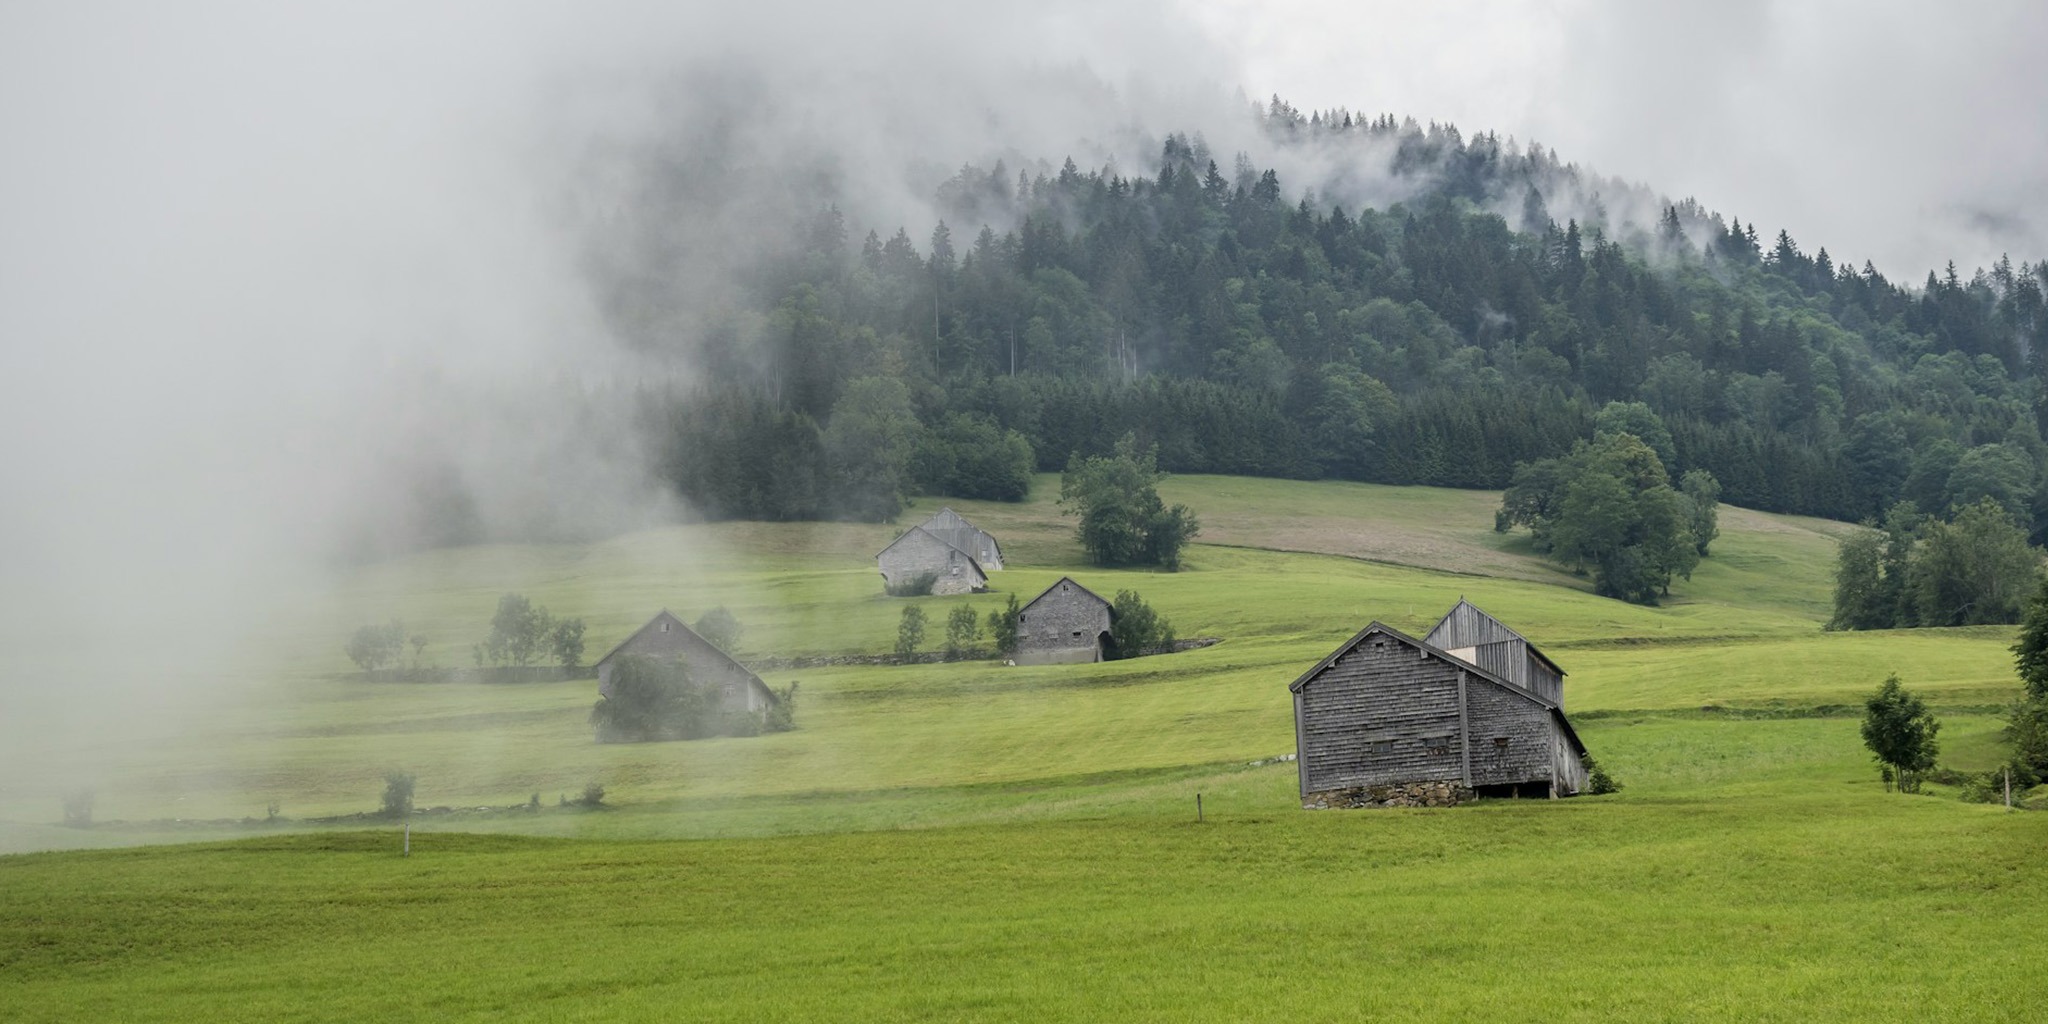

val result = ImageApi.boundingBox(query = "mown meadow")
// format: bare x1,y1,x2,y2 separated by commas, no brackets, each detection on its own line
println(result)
2,475,2042,1020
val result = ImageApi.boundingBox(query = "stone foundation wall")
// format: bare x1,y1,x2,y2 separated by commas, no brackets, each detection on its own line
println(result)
1304,781,1474,809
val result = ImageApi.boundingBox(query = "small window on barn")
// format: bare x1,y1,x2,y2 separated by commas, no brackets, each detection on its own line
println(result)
1493,737,1510,748
660,622,670,633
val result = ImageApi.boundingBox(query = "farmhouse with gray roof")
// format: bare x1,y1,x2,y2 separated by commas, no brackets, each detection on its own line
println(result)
876,523,990,596
1015,576,1113,665
916,507,1003,571
594,609,777,715
1289,605,1588,808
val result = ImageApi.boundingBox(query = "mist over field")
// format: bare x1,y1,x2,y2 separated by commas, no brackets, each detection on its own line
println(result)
1,0,2045,836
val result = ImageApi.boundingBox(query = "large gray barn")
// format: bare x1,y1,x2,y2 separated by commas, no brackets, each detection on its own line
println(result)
875,526,989,596
1290,605,1587,808
917,507,1004,571
1015,576,1113,665
594,609,777,716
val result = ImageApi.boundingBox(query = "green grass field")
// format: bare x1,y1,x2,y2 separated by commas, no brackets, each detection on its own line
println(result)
3,475,2041,1021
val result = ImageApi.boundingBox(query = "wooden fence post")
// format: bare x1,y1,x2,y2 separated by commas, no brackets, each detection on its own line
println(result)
1196,793,1203,822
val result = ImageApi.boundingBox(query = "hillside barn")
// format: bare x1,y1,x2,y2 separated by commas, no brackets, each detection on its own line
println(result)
1424,598,1567,705
916,507,1004,571
594,609,778,715
875,526,989,596
1289,614,1588,808
1016,576,1113,665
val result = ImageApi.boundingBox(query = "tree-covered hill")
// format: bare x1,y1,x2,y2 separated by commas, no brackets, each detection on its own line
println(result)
593,100,2048,536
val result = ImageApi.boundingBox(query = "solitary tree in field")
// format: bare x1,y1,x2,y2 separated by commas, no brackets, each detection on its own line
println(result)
381,772,416,818
1059,435,1200,571
1860,675,1940,793
944,605,981,657
895,606,927,655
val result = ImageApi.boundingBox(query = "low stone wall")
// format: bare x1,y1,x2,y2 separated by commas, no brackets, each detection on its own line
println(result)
1305,781,1474,809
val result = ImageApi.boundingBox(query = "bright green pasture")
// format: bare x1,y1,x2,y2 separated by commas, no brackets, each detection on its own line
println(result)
0,476,2025,844
4,744,2043,1023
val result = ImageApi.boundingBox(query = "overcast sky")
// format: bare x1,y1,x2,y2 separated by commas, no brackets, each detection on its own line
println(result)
1189,0,2048,280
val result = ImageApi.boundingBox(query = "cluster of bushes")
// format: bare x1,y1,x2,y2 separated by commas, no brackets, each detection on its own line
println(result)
1495,404,1721,605
343,593,588,677
1831,499,2040,630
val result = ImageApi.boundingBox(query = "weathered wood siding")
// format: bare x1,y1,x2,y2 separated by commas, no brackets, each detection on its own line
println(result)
1424,602,1520,650
596,613,772,713
1016,579,1111,665
877,528,987,595
921,508,1003,571
1463,675,1558,788
1428,603,1565,707
1296,635,1467,797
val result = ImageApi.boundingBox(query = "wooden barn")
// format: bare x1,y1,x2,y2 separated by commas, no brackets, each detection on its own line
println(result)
916,507,1004,571
875,526,989,596
1424,598,1567,705
1289,609,1588,808
1015,576,1112,665
593,609,778,715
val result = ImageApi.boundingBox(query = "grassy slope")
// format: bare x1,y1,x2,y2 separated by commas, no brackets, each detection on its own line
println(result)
0,475,2020,834
3,475,2041,1020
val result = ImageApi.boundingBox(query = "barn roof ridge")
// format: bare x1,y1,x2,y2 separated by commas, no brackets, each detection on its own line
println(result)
1289,619,1584,754
591,609,771,699
875,523,986,568
1432,597,1567,677
920,506,1003,561
1021,575,1112,614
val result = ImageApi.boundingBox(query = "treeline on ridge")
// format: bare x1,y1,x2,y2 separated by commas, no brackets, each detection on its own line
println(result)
597,102,2048,535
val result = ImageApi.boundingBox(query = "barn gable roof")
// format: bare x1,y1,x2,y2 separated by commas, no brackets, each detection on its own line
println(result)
1021,575,1112,615
1290,620,1584,754
875,524,986,571
592,609,774,702
924,507,1003,559
1425,597,1567,678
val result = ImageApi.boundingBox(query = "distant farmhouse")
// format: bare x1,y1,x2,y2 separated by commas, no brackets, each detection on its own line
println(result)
1016,576,1112,664
876,508,1002,596
1289,600,1588,808
594,609,777,716
917,507,1003,570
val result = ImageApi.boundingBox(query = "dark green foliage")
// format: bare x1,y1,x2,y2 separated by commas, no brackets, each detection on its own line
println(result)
823,377,921,522
344,620,407,673
1828,529,1888,631
549,619,586,670
765,682,799,733
479,594,585,669
2013,575,2048,700
579,782,606,807
694,607,743,653
1909,499,2036,626
944,605,981,656
2005,699,2048,784
590,655,718,743
603,110,2048,540
911,414,1035,501
1678,470,1721,556
1584,756,1622,795
1497,432,1699,603
1106,590,1175,659
885,572,939,598
895,606,926,655
989,594,1021,656
1860,675,1939,793
1060,436,1201,570
380,772,415,819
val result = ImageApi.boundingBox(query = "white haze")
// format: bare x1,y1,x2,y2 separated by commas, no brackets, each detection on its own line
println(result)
0,1,2040,837
1193,0,2048,280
